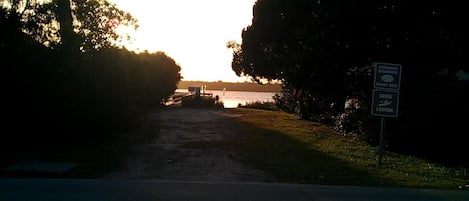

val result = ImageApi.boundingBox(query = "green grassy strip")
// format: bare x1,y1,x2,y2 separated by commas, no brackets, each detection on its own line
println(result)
222,108,468,190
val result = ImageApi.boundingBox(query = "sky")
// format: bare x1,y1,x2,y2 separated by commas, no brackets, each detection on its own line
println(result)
109,0,257,82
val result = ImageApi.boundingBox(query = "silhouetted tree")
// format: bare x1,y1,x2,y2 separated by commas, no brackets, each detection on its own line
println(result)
231,0,347,120
234,0,469,166
0,1,181,150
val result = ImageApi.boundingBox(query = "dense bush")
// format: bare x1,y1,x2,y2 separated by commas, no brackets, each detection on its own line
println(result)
0,4,181,150
240,101,277,111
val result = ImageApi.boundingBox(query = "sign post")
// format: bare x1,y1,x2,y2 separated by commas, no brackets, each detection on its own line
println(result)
372,62,402,167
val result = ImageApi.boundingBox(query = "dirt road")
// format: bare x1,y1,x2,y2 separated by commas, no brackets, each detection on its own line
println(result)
105,108,273,182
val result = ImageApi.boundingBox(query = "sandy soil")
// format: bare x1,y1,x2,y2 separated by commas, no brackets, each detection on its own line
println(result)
105,108,273,182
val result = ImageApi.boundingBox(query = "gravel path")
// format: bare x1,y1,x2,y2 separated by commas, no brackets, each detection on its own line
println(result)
105,108,272,182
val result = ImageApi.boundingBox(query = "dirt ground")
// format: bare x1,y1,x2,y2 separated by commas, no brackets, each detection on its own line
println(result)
105,108,274,182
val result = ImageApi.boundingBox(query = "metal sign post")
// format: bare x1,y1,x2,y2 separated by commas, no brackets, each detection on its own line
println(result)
377,117,385,165
371,62,402,167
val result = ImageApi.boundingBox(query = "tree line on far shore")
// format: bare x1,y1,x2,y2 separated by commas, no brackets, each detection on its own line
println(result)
177,80,281,93
0,0,181,151
229,0,469,167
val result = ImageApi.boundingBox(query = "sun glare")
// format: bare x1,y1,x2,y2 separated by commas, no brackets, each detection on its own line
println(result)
109,0,257,82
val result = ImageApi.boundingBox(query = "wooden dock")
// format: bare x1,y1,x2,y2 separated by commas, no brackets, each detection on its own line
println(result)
166,85,216,107
165,92,192,106
165,91,215,107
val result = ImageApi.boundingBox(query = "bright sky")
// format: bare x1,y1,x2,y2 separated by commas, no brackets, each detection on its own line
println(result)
109,0,256,82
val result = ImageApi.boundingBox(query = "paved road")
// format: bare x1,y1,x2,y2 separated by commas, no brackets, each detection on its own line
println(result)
1,178,468,201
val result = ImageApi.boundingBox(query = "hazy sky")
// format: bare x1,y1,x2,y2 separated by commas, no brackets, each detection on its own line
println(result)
109,0,257,82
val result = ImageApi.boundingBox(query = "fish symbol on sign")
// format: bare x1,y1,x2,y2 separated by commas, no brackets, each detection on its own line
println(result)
381,75,394,83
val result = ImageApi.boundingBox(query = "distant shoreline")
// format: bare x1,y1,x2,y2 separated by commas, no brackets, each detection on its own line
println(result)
178,80,282,93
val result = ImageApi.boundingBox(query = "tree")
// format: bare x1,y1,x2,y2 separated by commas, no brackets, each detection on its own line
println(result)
232,0,346,120
1,0,137,53
234,0,469,117
0,1,182,149
234,0,469,166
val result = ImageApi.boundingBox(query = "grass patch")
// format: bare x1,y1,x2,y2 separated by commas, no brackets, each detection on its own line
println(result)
186,108,469,190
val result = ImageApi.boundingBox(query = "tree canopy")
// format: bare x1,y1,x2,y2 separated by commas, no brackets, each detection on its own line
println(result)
232,0,469,166
1,0,181,150
233,0,468,98
1,0,137,52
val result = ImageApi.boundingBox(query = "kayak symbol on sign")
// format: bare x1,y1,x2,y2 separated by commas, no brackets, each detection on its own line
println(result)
378,100,392,107
372,89,399,117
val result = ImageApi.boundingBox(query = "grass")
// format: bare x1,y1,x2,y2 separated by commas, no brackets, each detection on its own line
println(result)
184,108,469,190
233,108,469,190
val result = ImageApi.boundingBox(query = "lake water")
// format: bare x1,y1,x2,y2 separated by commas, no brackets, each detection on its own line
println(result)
175,89,279,108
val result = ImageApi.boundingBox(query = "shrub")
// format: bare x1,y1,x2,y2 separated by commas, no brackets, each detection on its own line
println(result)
240,101,277,111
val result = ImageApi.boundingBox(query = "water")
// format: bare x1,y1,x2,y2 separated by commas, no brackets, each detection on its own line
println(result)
175,89,278,108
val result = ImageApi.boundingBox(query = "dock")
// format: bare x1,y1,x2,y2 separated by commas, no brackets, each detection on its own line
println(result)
165,86,215,107
165,91,192,106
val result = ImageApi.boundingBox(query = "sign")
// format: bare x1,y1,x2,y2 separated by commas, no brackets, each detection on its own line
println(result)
371,89,399,117
371,62,402,166
373,62,402,90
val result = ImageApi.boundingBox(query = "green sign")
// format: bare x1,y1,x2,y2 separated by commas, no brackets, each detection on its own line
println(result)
373,63,402,90
371,89,399,117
